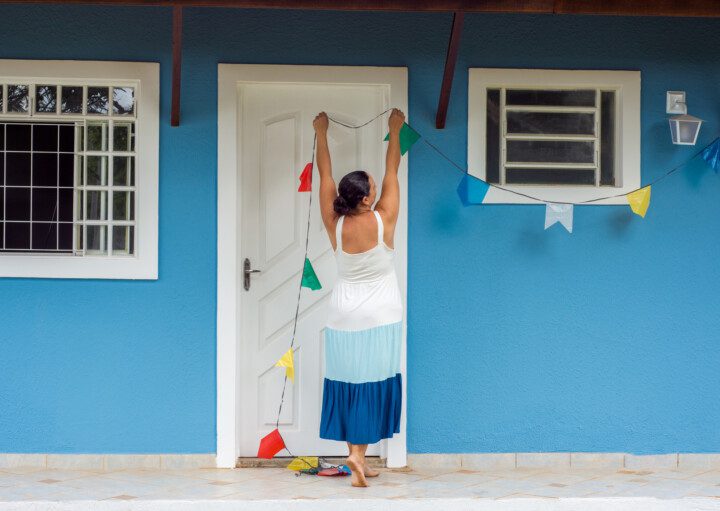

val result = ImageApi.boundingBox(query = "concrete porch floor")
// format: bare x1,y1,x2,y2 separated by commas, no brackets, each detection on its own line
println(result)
3,464,720,510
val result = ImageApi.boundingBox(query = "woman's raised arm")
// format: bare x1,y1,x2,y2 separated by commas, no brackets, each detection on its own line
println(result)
375,108,405,236
314,112,338,236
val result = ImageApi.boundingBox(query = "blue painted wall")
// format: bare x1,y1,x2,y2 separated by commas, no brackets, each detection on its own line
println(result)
1,6,720,454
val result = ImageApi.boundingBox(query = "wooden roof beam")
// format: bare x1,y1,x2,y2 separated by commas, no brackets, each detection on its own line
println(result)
171,5,182,126
3,0,720,17
435,11,463,129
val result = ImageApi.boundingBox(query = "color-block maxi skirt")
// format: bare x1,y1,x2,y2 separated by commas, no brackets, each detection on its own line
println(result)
319,271,403,445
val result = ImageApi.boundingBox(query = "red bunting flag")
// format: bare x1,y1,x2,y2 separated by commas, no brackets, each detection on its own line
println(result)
257,428,286,459
298,163,312,192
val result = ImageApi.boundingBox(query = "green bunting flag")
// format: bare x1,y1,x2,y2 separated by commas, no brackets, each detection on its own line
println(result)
301,257,322,290
384,122,421,156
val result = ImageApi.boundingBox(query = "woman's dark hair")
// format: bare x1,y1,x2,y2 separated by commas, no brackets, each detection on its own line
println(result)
334,170,370,215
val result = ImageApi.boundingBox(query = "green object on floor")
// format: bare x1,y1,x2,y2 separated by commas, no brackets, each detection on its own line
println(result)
301,257,322,290
384,122,421,155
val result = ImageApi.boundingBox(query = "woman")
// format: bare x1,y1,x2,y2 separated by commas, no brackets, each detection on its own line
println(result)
313,108,405,488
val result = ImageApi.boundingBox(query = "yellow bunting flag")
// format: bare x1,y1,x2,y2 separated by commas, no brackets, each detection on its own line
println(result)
275,348,295,382
287,456,319,471
626,186,651,218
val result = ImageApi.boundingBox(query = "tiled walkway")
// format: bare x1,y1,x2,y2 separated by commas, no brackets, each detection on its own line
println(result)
3,464,720,509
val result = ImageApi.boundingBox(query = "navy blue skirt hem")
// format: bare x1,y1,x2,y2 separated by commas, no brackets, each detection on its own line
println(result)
319,374,402,445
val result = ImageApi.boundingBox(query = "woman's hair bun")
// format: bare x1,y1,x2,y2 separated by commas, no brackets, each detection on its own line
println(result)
333,195,352,215
334,171,370,215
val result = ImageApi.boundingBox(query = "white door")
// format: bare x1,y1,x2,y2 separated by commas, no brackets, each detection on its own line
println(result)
238,83,389,456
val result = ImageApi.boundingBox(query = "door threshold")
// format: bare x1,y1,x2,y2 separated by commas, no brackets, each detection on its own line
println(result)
236,456,386,469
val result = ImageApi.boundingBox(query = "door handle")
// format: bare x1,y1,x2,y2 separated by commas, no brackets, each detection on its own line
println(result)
243,258,261,291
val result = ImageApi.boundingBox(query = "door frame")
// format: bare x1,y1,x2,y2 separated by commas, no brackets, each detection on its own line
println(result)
217,64,409,468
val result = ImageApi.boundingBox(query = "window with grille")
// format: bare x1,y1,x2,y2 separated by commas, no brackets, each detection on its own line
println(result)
469,69,640,205
0,84,135,254
0,60,158,279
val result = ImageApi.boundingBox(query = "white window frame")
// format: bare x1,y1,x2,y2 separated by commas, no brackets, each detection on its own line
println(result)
468,68,641,204
0,59,159,279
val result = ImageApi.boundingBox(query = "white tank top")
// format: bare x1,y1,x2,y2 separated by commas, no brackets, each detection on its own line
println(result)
334,210,396,284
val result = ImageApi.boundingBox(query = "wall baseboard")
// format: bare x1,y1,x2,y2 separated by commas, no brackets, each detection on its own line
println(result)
0,453,216,471
407,453,720,471
3,452,719,471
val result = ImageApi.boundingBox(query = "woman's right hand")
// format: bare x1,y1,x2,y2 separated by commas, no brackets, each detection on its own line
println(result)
313,112,329,134
388,108,405,135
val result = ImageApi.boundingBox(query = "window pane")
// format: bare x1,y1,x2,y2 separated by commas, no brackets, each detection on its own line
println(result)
59,125,75,152
32,188,58,221
86,190,107,220
6,153,31,186
113,123,134,152
0,124,4,150
506,112,595,135
32,223,57,250
59,154,74,187
32,153,58,187
506,168,596,185
8,85,29,113
33,124,58,152
87,87,109,115
75,225,83,251
113,87,135,115
86,122,108,151
86,156,107,185
6,124,31,151
506,140,595,164
112,191,134,221
113,156,134,186
112,225,134,255
7,187,31,218
59,222,72,250
5,222,30,249
86,225,107,253
486,89,500,184
600,91,616,186
506,89,596,107
35,85,57,113
75,156,84,186
61,86,83,114
58,188,73,222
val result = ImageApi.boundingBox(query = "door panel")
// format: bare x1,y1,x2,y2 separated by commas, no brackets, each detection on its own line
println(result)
239,83,388,456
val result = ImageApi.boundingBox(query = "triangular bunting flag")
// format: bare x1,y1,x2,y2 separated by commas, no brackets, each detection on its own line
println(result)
257,428,286,459
702,138,720,173
384,122,421,155
301,257,322,290
544,203,574,233
287,456,319,471
457,173,490,206
275,348,295,382
298,162,313,192
626,186,651,218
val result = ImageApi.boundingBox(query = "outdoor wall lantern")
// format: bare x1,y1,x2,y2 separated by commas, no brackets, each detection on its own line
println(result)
667,91,703,145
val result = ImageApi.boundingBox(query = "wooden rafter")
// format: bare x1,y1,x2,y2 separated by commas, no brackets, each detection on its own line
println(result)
4,0,720,17
171,5,182,126
435,11,463,129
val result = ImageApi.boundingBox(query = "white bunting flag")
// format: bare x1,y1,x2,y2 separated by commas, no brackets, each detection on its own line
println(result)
544,203,574,233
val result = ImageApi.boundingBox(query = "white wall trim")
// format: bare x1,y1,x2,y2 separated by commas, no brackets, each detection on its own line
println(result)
468,68,641,205
0,453,216,471
217,64,409,469
0,59,159,279
408,453,720,471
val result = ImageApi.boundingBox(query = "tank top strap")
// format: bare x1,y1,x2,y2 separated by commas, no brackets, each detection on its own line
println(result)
335,215,345,251
373,210,384,246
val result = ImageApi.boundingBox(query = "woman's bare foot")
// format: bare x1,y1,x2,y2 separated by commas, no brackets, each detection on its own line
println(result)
363,463,380,477
345,455,368,487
